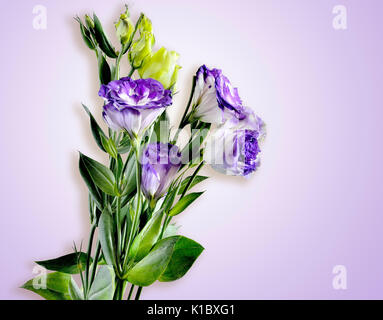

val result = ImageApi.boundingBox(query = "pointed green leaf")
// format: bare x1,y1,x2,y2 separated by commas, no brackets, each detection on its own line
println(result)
35,252,91,274
82,104,107,152
97,50,112,85
68,277,83,300
98,207,116,267
129,209,164,262
101,135,118,159
115,154,124,181
159,236,204,282
178,175,208,195
21,272,72,300
163,223,180,238
127,237,178,287
79,153,117,196
88,266,115,300
75,17,95,50
127,236,203,286
162,174,184,213
93,14,118,58
152,111,170,143
117,133,131,154
121,153,137,197
169,192,204,217
79,155,103,208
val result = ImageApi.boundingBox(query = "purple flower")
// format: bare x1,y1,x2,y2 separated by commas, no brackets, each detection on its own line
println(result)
99,77,172,137
191,65,245,124
141,143,182,201
204,114,265,176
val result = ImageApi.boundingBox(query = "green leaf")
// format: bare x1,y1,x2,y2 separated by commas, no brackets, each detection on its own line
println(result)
93,14,118,58
35,252,90,274
79,153,117,196
178,175,208,195
88,266,115,300
98,207,116,267
169,192,204,217
97,50,112,85
159,236,204,282
117,137,131,154
68,277,83,300
129,209,164,262
127,237,178,286
115,154,124,181
163,223,180,238
152,111,170,143
121,153,137,197
101,135,118,159
82,104,107,152
75,17,95,50
21,272,72,300
162,174,184,213
79,157,103,208
127,236,203,286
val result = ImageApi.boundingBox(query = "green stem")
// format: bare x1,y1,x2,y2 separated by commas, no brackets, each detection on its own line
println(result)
114,52,123,81
159,215,170,240
122,138,142,274
84,223,97,298
89,242,101,289
179,76,197,128
127,284,135,300
113,279,121,300
116,196,122,265
135,286,143,300
128,67,136,78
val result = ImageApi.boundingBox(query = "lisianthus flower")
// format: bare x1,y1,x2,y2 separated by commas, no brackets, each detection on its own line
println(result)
204,114,265,176
141,142,182,201
190,65,245,124
99,77,172,138
115,6,134,45
129,31,154,69
129,14,155,69
139,47,181,90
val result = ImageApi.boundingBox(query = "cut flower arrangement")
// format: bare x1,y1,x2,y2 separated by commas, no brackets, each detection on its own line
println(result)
22,6,266,300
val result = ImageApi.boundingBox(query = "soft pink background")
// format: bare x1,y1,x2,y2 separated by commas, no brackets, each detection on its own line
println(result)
1,0,382,299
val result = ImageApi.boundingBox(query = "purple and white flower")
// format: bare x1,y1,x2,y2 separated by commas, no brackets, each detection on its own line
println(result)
190,65,245,124
141,142,182,201
99,77,172,138
204,114,265,176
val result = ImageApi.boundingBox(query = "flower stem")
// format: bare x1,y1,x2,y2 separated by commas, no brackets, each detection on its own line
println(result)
115,196,122,271
84,223,97,298
127,284,135,300
89,242,101,289
135,286,143,300
128,67,136,78
122,138,142,274
179,75,197,128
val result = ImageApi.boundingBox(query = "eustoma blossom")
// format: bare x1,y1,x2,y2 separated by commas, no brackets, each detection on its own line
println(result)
188,65,245,124
141,143,182,204
204,113,265,176
99,77,172,138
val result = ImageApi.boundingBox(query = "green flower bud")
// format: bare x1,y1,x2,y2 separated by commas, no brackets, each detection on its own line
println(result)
85,14,95,30
129,31,154,69
137,14,153,34
115,6,134,45
139,47,181,90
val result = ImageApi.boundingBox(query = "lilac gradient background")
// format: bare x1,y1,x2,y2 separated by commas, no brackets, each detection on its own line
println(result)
0,0,382,299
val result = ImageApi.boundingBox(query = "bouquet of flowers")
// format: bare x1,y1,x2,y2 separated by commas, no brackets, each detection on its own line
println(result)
22,5,265,300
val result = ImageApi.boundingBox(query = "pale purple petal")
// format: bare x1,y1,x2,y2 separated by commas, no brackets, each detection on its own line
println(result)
140,143,182,200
